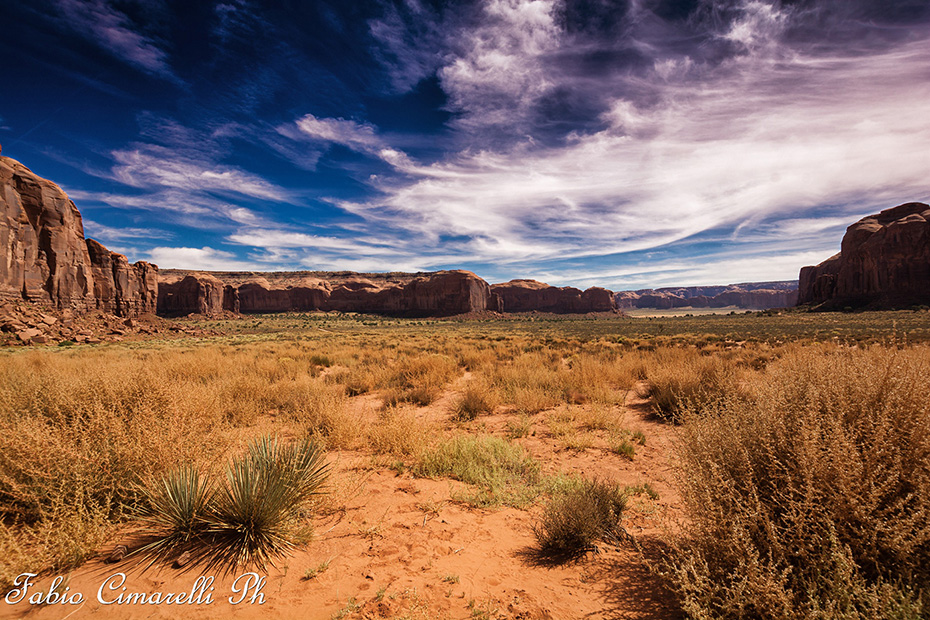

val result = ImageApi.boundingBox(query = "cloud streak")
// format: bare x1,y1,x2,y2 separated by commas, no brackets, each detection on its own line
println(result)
53,0,180,82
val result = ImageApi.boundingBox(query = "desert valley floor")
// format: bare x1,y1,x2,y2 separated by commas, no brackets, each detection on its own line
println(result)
2,309,929,619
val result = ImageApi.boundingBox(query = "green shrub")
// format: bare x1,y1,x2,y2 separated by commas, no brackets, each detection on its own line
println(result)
415,435,541,507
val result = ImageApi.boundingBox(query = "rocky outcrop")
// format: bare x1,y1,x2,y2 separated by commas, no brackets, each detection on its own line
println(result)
0,154,157,316
86,239,158,316
798,202,930,308
615,282,798,310
157,269,496,317
157,273,228,316
491,280,617,313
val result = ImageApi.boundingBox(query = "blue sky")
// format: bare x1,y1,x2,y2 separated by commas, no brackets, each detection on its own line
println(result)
1,0,928,290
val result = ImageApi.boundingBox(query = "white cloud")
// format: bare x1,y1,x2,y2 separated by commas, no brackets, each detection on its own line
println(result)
438,0,561,133
81,219,172,241
145,246,259,270
296,114,381,149
291,114,414,168
109,146,287,201
228,229,399,255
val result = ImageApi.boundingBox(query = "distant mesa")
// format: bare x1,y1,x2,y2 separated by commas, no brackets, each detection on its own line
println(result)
616,282,798,310
798,202,930,309
490,279,615,313
156,269,499,317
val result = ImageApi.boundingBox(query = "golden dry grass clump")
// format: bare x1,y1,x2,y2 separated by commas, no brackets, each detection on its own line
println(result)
381,354,460,408
478,348,644,414
668,344,930,619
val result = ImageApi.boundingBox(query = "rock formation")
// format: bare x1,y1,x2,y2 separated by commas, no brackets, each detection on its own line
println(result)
86,239,158,316
157,269,498,317
615,282,798,310
0,154,157,316
798,202,930,308
491,280,617,313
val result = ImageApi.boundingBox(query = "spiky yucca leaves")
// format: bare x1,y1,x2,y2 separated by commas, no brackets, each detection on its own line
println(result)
136,465,213,560
206,436,329,570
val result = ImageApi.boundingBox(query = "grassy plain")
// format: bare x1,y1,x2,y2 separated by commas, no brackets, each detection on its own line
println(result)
1,309,929,619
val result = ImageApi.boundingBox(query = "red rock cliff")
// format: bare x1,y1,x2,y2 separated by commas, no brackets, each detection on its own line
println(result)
491,280,617,313
798,202,930,308
156,269,494,317
1,154,157,316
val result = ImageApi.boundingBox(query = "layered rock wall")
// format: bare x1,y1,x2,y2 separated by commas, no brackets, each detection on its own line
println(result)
157,269,498,317
491,280,617,313
798,202,930,308
1,155,157,316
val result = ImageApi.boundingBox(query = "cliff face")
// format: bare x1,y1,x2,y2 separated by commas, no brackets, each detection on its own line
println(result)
798,203,930,308
157,269,496,317
491,280,617,313
0,155,157,316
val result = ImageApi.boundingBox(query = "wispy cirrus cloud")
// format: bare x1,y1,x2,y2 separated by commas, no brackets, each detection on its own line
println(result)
108,145,287,202
287,114,413,169
53,0,180,83
80,218,173,242
70,113,290,235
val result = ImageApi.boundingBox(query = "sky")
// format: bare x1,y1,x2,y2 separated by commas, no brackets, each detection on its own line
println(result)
1,0,928,290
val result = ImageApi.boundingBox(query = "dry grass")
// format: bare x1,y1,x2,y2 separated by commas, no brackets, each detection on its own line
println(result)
367,405,437,457
643,347,747,421
482,350,565,413
667,345,930,619
381,354,460,408
451,377,499,421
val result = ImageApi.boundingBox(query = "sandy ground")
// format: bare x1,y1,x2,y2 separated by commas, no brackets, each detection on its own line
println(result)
1,387,683,620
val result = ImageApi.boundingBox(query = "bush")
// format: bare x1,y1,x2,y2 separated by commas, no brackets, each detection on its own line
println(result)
452,381,498,421
533,478,627,562
668,346,930,619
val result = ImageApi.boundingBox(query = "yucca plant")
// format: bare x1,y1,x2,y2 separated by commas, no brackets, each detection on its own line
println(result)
135,465,213,560
205,436,329,570
135,436,329,571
